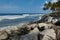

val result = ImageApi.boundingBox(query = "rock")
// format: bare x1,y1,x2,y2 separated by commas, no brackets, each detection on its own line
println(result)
38,23,53,31
41,29,56,40
19,23,38,35
54,20,60,26
37,23,56,40
0,23,39,40
0,12,60,40
0,30,8,40
40,16,58,24
0,23,34,38
27,23,38,30
34,13,60,25
20,28,39,40
55,26,60,40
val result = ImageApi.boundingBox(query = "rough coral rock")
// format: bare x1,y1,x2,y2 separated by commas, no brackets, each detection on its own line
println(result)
38,23,56,40
0,30,8,40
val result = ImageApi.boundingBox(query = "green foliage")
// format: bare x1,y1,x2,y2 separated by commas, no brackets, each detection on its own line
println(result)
43,1,60,11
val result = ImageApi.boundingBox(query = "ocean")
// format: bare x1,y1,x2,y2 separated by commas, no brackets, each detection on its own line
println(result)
0,13,44,27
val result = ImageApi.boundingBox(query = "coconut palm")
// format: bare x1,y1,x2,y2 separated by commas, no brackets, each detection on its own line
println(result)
43,2,52,10
43,1,60,12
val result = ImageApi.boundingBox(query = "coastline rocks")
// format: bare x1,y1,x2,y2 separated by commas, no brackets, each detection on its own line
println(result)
34,13,60,26
0,30,8,40
0,23,38,40
19,23,38,35
37,23,56,40
20,28,39,40
0,13,60,40
42,29,56,40
54,20,60,26
0,23,58,40
20,23,56,40
39,15,58,24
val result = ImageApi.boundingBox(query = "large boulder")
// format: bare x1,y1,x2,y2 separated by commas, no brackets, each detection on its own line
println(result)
0,30,8,40
34,13,60,27
54,20,60,26
0,23,39,40
20,27,40,40
37,23,56,40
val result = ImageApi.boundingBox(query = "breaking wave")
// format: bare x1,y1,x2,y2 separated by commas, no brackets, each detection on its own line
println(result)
0,14,29,21
0,14,42,21
0,14,43,27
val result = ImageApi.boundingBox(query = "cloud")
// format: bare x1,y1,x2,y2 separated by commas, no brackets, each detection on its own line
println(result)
51,0,57,2
45,1,48,3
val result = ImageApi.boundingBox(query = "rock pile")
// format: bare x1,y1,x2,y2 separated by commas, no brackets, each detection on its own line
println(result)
0,13,60,40
0,23,38,40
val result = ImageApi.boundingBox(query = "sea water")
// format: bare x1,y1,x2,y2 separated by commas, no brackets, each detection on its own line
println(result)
0,13,44,27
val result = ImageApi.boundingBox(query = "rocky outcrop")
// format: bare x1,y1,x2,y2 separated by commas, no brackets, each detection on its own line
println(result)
0,13,60,40
0,23,39,40
34,13,60,26
0,30,8,40
28,13,60,40
38,23,56,40
0,22,57,40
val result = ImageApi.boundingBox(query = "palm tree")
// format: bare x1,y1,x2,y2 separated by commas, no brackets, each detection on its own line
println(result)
43,2,52,10
43,1,60,13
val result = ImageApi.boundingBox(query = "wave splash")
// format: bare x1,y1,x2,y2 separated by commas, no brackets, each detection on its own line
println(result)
0,14,43,27
0,14,42,21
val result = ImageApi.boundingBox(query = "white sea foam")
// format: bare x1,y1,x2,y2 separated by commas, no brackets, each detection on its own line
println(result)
0,15,30,21
0,14,42,21
0,23,25,31
0,15,25,20
0,14,43,28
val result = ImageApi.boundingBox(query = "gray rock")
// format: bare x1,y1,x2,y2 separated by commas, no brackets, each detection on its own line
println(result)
38,23,56,40
0,30,8,40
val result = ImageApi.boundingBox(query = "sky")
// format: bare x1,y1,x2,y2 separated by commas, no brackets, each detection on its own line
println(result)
0,0,57,13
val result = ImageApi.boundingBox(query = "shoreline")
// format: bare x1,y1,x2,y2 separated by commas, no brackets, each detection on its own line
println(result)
0,13,60,40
